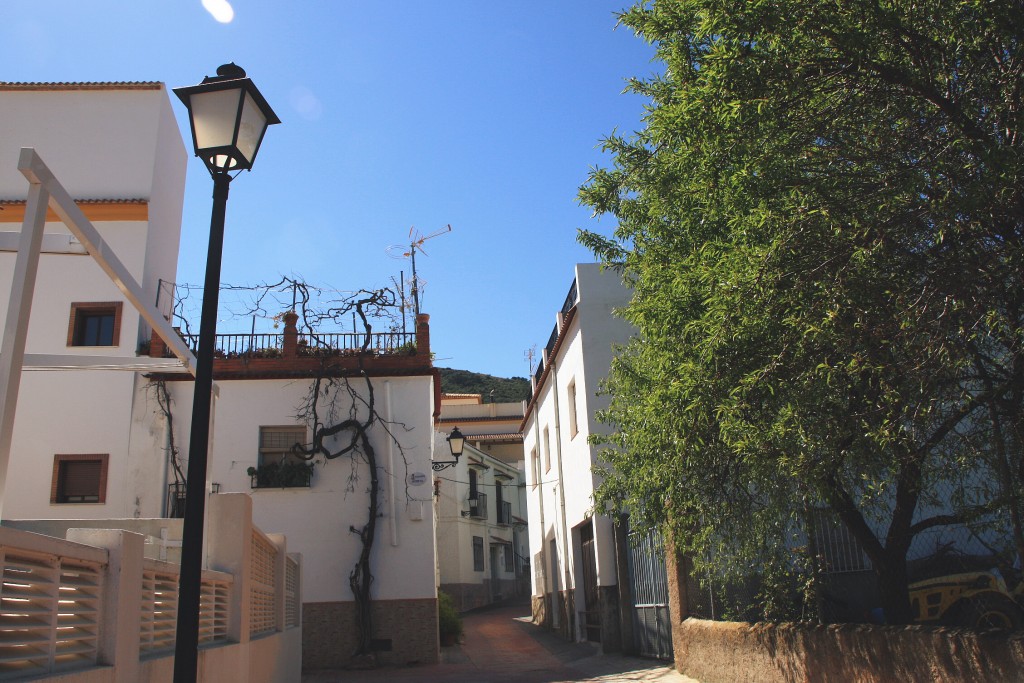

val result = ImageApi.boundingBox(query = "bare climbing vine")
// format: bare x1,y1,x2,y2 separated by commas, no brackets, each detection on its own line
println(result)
161,277,417,661
284,287,414,660
150,379,185,516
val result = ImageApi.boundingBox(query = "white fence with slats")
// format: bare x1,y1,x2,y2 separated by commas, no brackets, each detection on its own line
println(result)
0,498,301,683
284,555,300,630
0,541,105,680
250,530,278,637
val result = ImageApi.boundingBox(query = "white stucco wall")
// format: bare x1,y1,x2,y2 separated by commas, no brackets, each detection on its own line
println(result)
0,85,186,521
164,375,437,604
0,84,185,310
523,264,635,608
434,438,523,590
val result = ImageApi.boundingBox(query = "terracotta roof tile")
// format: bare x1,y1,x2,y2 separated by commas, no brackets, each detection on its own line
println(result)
0,199,148,205
466,433,524,443
0,82,162,91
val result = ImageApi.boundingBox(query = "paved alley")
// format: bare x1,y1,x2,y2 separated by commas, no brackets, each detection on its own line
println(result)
302,600,698,683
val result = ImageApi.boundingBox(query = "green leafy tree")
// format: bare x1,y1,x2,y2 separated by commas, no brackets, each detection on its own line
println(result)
580,0,1024,623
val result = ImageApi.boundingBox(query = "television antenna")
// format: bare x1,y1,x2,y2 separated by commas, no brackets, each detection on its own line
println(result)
385,224,451,318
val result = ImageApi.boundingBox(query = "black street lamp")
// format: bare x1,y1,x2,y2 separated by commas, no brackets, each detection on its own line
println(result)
171,64,279,683
433,426,466,471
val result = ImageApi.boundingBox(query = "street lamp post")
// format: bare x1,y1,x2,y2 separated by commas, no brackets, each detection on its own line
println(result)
171,64,279,683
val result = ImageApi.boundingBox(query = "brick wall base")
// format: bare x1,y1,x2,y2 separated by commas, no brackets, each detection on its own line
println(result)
302,598,438,670
441,582,489,613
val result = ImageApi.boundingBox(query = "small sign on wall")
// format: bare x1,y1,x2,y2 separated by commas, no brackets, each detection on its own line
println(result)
407,472,428,487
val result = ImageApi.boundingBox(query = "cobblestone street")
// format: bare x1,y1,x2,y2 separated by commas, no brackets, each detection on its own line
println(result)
302,600,698,683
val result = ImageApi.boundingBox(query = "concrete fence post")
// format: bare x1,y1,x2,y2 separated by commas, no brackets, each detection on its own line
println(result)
206,493,253,644
267,533,287,632
66,528,143,683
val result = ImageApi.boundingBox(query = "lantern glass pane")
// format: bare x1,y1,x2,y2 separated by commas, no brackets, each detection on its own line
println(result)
188,88,244,154
236,91,269,164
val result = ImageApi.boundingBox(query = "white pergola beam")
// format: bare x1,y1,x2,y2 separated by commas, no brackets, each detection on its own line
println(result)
17,148,197,372
22,354,191,373
0,148,200,519
0,179,49,518
0,232,88,255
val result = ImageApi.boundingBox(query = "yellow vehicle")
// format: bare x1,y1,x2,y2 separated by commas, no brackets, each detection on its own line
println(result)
909,571,1024,630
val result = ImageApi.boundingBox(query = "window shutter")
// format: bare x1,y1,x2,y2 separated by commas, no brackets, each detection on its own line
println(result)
61,460,102,499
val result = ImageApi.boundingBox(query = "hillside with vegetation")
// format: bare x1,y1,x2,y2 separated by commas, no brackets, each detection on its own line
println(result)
438,368,530,404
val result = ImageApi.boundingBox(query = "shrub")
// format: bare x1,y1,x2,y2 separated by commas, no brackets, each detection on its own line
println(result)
438,590,463,643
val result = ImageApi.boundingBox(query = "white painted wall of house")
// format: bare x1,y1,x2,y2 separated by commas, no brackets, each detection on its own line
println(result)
523,263,635,617
164,375,438,604
0,85,185,521
434,436,523,593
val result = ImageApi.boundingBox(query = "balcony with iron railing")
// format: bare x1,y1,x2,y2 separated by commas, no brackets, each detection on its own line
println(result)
147,311,431,372
466,493,488,520
175,331,418,359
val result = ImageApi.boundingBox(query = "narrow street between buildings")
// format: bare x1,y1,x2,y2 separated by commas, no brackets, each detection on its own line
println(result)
302,599,698,683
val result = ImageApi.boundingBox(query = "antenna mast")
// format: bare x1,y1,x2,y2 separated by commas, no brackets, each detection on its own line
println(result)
388,224,451,318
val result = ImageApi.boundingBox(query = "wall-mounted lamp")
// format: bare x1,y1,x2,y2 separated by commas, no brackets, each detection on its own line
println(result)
432,426,465,472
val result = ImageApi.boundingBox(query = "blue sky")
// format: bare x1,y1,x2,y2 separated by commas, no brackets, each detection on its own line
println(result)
3,1,655,379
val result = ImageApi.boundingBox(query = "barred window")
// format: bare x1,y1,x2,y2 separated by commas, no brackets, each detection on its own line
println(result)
259,426,306,467
473,536,484,572
812,508,868,573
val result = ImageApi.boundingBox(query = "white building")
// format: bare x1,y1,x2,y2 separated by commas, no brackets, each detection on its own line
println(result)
0,81,184,520
433,408,528,611
0,82,441,673
522,263,635,651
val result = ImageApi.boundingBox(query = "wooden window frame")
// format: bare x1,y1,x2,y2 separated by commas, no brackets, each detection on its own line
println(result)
67,302,122,347
51,454,109,504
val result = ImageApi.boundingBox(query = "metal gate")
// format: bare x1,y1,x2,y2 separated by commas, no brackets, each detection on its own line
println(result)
626,529,673,660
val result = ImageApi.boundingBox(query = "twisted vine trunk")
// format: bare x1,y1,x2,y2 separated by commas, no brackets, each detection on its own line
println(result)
350,429,378,657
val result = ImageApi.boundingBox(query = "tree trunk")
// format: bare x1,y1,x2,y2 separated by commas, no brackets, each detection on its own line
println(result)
874,552,913,624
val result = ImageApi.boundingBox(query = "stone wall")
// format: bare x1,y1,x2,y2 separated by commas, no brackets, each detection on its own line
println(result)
664,543,1024,683
302,598,438,670
673,618,1024,683
532,594,549,626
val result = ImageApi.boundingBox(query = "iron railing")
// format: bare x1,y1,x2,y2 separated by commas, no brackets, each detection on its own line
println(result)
173,331,417,358
467,493,488,520
298,331,416,356
561,278,578,317
544,324,559,361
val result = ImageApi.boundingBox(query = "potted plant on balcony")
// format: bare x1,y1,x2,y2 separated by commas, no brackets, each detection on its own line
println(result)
247,460,314,488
